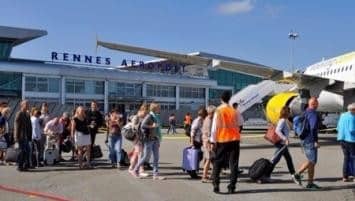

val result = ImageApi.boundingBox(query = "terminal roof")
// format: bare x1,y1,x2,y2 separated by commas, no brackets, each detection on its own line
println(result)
0,25,47,46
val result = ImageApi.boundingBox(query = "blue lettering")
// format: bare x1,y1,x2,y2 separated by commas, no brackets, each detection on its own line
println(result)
105,58,111,65
121,59,128,66
131,60,136,66
73,54,81,62
139,61,145,68
85,55,92,63
51,52,58,60
96,56,101,64
63,53,69,61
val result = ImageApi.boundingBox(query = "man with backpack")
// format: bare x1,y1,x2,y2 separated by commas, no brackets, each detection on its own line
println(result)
294,97,321,189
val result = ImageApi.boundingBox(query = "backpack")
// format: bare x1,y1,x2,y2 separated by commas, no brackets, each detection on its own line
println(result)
140,114,155,141
293,113,309,140
122,122,137,141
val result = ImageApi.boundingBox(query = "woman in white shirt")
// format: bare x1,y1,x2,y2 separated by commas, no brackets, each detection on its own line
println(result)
31,109,42,167
265,106,300,185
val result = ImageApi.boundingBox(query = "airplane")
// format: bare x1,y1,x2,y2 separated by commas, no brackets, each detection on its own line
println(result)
96,40,355,124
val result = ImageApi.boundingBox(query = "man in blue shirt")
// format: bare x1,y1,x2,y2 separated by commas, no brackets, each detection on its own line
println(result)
294,97,321,189
337,103,355,182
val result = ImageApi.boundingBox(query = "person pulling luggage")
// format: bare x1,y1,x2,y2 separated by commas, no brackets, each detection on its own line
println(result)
261,106,301,185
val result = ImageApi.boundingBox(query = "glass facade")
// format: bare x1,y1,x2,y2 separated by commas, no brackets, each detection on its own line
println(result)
66,79,104,94
25,76,60,93
0,42,12,60
108,82,142,97
208,69,262,92
180,87,205,99
147,84,175,97
209,88,232,100
0,71,22,96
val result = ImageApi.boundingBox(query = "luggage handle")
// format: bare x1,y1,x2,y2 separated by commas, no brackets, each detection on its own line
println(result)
270,145,287,162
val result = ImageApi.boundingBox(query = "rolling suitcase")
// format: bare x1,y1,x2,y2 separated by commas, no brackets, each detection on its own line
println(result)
249,145,287,180
5,147,20,163
44,148,59,166
182,147,199,171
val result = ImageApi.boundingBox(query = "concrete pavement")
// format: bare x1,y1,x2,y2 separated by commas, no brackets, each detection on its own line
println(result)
0,132,354,201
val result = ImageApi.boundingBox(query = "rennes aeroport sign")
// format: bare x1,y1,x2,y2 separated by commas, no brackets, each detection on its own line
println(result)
51,52,111,65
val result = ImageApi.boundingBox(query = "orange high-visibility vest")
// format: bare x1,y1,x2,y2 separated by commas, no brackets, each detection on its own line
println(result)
184,115,192,125
215,105,240,143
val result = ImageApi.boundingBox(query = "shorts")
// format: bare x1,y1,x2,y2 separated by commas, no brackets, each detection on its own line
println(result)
75,131,91,147
301,141,318,164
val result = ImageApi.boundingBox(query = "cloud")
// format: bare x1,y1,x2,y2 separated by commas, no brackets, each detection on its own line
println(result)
218,0,255,15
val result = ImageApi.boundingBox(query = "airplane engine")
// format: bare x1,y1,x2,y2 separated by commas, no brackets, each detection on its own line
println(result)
265,92,298,124
265,90,343,124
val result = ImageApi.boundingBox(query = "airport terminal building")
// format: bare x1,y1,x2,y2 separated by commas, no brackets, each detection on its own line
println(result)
0,26,265,123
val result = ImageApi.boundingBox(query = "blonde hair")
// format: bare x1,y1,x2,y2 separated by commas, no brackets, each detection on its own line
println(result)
150,102,160,112
206,105,216,114
1,107,10,116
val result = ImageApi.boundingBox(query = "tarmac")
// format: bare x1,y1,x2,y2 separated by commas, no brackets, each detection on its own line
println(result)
0,129,354,201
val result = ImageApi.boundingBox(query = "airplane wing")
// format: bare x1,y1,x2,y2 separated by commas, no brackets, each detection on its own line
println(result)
97,40,345,95
97,40,283,79
282,73,345,95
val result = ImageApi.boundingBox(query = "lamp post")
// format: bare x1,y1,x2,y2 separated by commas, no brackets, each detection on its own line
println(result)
288,30,299,72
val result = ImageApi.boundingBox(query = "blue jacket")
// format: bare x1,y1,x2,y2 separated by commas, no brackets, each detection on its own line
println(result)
337,112,355,143
303,109,320,144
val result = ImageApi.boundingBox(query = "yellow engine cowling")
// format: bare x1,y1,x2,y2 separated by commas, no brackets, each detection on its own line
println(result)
265,92,298,124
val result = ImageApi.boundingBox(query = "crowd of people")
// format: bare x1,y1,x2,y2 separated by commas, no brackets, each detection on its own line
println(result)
0,91,354,194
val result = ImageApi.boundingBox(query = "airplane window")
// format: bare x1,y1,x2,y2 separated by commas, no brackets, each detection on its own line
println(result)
338,68,340,73
350,65,353,70
341,67,344,72
345,66,348,71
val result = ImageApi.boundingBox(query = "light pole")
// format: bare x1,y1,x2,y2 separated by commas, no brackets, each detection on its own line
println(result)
288,30,299,72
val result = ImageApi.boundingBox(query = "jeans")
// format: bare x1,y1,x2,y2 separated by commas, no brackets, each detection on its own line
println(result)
266,143,295,177
167,124,176,134
341,141,355,178
134,139,160,176
108,135,122,165
17,140,31,169
212,141,240,190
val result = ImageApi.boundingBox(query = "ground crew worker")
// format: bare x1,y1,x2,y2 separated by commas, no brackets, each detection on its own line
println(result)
184,112,192,136
210,91,240,194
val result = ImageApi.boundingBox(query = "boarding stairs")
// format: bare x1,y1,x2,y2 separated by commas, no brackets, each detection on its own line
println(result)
229,80,295,114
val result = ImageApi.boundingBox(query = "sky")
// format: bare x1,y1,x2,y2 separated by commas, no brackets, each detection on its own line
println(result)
1,0,355,71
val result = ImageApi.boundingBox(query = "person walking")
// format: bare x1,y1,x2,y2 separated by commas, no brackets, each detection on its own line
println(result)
201,105,216,183
128,104,149,175
30,109,42,167
263,106,300,184
0,107,11,164
71,106,92,169
131,103,165,180
14,100,32,171
337,103,355,182
87,101,104,149
167,113,177,135
210,91,240,194
106,109,124,169
184,113,192,136
294,97,321,189
39,102,51,164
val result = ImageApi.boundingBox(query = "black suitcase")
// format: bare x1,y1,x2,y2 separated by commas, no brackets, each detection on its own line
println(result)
91,145,103,158
5,147,20,163
249,145,287,180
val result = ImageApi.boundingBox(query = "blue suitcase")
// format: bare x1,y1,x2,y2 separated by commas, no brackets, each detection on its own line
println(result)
182,147,199,171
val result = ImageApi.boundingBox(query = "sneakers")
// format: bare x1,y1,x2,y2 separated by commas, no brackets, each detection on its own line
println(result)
305,183,321,190
139,172,149,178
292,173,303,186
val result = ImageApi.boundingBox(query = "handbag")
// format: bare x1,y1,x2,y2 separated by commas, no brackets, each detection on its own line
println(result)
264,124,281,144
